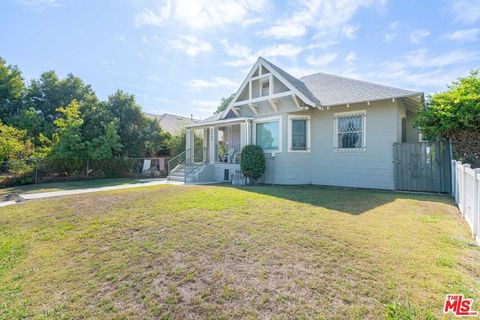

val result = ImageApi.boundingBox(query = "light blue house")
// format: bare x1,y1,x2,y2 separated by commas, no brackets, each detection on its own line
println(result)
169,57,423,190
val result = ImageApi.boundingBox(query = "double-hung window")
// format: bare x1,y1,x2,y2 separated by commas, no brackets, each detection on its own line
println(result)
288,115,311,152
334,110,366,151
255,116,281,152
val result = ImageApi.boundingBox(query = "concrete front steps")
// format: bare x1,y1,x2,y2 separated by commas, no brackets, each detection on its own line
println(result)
168,164,185,182
168,163,208,182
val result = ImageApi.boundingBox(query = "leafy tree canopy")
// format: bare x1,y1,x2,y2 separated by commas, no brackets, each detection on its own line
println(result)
416,70,480,167
215,93,235,114
0,121,33,161
0,58,25,122
416,70,480,139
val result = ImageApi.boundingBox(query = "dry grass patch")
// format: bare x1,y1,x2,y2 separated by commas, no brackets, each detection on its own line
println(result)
0,184,479,319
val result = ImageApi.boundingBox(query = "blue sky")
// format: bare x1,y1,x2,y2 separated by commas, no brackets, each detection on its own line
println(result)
1,0,479,119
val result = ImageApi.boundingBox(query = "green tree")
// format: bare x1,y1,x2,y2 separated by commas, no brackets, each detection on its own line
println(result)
86,122,123,160
105,90,169,157
416,70,480,166
0,57,25,122
215,93,235,114
51,100,86,174
24,71,97,139
0,121,33,161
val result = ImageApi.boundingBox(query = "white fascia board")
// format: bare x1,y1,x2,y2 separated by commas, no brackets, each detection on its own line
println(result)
221,59,263,119
222,57,319,118
259,57,318,107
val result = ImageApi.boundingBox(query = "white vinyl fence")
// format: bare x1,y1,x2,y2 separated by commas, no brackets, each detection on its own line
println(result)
452,160,480,244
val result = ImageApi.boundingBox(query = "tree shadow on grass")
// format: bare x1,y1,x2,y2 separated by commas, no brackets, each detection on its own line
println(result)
222,184,452,215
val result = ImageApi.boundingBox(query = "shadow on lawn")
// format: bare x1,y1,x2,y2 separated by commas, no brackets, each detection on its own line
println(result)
224,184,452,215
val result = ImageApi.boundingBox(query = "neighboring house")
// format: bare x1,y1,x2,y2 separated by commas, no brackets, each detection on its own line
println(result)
171,57,423,189
146,113,195,135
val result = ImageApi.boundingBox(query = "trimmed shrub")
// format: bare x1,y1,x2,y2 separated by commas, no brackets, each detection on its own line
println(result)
240,145,265,183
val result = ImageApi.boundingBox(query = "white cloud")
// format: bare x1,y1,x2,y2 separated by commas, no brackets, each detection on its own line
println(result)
134,0,266,30
241,17,263,27
193,99,218,107
134,1,172,27
384,32,396,42
259,0,383,41
370,48,480,90
142,35,163,45
343,25,360,39
410,29,430,44
220,39,251,58
155,97,177,104
260,43,304,58
446,28,480,42
345,51,357,63
189,77,237,89
450,0,480,24
221,40,305,67
383,21,399,42
403,49,478,69
148,75,161,82
306,53,337,66
257,23,307,39
171,36,212,56
191,100,220,116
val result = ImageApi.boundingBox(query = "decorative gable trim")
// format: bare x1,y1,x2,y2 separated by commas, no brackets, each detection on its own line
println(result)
221,57,318,119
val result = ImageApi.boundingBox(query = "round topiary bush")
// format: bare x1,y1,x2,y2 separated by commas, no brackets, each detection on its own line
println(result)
240,145,265,184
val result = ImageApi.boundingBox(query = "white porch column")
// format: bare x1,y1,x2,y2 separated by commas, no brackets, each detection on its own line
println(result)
185,129,194,165
209,127,217,164
202,128,208,162
240,123,246,150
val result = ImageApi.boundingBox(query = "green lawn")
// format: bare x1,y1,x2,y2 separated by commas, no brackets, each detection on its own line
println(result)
0,178,144,201
0,185,479,319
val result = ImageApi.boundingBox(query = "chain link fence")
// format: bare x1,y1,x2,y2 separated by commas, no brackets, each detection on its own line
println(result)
0,157,169,187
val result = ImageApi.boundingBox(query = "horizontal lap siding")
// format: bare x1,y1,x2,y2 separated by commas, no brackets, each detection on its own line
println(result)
265,101,398,189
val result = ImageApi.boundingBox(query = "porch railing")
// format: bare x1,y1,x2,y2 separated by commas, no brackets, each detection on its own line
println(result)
184,147,207,182
167,150,187,176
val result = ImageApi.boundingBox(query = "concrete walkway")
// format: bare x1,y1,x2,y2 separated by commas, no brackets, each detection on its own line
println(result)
0,179,184,207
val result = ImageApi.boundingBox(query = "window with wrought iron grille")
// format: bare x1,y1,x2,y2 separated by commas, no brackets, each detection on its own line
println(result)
334,111,366,151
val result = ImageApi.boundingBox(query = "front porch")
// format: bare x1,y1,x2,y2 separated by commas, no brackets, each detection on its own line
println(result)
181,117,253,182
186,118,253,165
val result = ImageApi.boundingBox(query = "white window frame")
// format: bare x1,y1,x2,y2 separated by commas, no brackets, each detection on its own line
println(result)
288,115,311,152
333,110,367,152
253,115,282,153
260,78,269,97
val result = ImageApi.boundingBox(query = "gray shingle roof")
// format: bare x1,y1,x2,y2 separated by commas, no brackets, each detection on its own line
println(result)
261,57,421,107
299,72,421,106
198,113,222,123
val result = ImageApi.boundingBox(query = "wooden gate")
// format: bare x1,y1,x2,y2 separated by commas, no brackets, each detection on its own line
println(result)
393,141,451,193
